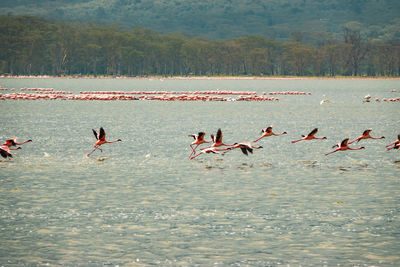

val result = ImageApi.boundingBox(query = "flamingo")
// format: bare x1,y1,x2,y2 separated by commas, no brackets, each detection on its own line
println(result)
253,126,287,142
188,132,210,158
87,127,121,157
201,128,234,150
386,134,400,151
189,146,224,160
0,145,18,160
325,138,365,155
348,129,384,144
221,142,263,155
291,128,327,143
2,137,32,147
364,94,371,102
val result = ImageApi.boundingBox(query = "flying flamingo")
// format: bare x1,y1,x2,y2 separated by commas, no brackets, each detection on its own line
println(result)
386,134,400,151
87,127,121,157
221,142,263,155
189,146,225,160
0,145,19,160
201,128,234,150
253,126,287,142
325,138,365,155
188,132,210,158
348,129,384,144
2,137,32,147
291,128,327,143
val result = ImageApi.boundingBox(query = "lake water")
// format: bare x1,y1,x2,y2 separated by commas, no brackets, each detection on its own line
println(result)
0,77,399,266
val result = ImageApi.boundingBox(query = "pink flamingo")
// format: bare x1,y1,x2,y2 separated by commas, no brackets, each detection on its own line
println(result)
386,134,400,151
0,145,19,160
202,128,234,150
221,142,263,155
325,138,365,155
87,127,121,157
189,147,225,160
291,128,326,143
253,126,287,142
348,129,384,144
2,137,32,147
188,132,210,157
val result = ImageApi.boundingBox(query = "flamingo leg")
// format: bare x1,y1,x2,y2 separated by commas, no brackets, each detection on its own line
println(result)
189,151,203,160
348,147,364,151
189,144,199,158
253,136,264,143
87,146,100,157
325,149,340,156
348,139,359,145
291,138,305,143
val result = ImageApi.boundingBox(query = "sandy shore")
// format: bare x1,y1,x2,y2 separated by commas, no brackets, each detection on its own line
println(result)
1,75,399,80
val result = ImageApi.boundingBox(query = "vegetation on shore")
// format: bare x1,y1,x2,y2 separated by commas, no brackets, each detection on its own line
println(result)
1,0,400,41
1,15,399,77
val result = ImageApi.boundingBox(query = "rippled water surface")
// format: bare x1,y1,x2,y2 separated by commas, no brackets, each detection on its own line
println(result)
0,78,399,266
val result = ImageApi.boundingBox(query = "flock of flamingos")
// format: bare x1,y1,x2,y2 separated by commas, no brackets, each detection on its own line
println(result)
1,86,399,160
1,127,399,161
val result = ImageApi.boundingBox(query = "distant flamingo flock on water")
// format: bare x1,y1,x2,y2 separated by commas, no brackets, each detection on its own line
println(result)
1,85,399,102
0,86,293,102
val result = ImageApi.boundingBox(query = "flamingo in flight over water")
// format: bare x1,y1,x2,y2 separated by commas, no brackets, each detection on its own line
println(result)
253,126,287,142
324,138,365,156
189,147,225,159
386,134,400,151
87,127,121,157
188,132,210,158
202,128,234,150
291,128,327,143
2,137,32,147
348,129,384,144
221,142,263,155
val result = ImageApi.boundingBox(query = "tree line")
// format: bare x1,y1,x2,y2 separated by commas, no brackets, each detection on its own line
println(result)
1,15,399,77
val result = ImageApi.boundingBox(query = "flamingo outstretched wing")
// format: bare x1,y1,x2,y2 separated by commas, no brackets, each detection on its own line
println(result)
215,128,222,143
92,129,99,140
308,128,318,136
99,127,106,141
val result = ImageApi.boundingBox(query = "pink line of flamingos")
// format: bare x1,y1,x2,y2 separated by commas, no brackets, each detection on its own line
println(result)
188,127,399,159
1,127,399,160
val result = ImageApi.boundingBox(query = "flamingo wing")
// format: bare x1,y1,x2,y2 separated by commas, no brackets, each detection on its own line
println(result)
99,127,106,141
5,139,16,146
216,128,222,143
308,128,318,136
341,138,349,147
239,146,249,155
363,129,372,135
0,146,12,158
92,129,99,140
198,132,206,140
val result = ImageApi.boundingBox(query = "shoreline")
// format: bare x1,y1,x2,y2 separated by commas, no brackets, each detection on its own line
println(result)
1,75,399,80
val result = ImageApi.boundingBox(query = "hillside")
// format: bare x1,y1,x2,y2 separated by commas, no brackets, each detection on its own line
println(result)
1,0,400,41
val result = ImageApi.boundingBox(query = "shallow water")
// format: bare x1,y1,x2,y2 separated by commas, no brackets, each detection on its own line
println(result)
0,78,399,266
